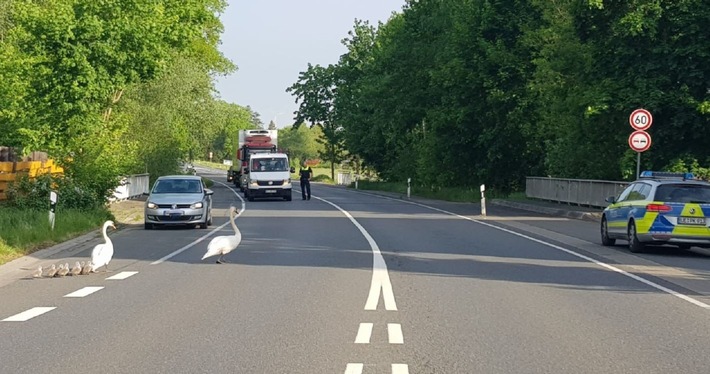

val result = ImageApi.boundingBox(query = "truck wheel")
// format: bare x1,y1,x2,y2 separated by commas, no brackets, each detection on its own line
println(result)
285,195,292,201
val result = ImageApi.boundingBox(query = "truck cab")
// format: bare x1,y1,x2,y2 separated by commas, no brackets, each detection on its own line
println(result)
244,153,294,201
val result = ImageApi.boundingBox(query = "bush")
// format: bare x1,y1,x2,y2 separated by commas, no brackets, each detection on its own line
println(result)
7,173,103,211
312,174,332,183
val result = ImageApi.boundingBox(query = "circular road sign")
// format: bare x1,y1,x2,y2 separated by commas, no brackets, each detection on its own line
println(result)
628,130,652,152
629,108,653,131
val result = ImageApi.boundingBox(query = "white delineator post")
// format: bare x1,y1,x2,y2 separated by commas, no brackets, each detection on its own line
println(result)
480,184,486,217
407,178,411,199
49,191,57,230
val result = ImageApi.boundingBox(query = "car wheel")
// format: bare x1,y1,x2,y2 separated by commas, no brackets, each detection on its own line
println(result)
207,212,213,226
601,217,615,246
248,194,255,202
144,222,153,230
628,221,645,253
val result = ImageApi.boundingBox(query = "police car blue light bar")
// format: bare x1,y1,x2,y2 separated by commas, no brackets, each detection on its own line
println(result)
640,171,694,180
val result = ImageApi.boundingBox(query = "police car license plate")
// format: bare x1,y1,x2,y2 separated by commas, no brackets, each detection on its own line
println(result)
679,217,705,225
265,189,276,193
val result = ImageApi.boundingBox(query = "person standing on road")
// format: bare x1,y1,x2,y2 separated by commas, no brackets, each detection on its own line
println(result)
299,161,313,200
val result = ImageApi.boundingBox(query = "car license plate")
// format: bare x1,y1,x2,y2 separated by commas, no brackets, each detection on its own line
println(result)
164,210,183,217
678,217,706,225
265,189,276,193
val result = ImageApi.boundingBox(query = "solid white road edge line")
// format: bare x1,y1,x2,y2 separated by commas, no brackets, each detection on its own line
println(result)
150,180,244,265
2,307,56,322
344,363,364,374
106,271,138,280
64,286,104,298
355,322,373,344
364,191,710,310
315,195,398,311
388,323,404,344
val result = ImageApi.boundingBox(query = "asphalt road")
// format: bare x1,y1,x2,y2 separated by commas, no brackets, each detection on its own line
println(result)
2,166,710,374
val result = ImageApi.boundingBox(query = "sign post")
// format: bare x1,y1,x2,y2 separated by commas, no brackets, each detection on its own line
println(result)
628,109,653,178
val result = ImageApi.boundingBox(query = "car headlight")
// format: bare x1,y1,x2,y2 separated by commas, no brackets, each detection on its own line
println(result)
250,180,258,186
285,178,291,184
192,202,203,209
147,202,158,209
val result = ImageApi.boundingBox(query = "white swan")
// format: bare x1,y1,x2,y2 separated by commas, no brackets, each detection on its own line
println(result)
91,220,116,272
202,207,241,264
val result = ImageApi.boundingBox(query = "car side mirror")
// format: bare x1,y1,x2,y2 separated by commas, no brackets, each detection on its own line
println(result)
205,189,214,196
290,167,295,173
605,196,616,204
244,168,250,174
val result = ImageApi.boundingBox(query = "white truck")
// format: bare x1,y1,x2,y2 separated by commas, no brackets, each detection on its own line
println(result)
243,152,294,201
227,129,278,192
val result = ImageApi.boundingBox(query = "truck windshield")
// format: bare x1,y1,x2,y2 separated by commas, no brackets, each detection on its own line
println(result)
252,158,289,172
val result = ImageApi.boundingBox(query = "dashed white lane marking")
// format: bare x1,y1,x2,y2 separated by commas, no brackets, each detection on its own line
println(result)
392,364,409,374
362,191,710,310
316,196,397,311
106,271,138,280
355,323,373,344
387,323,404,344
344,363,364,374
2,307,56,322
151,181,244,265
64,286,104,298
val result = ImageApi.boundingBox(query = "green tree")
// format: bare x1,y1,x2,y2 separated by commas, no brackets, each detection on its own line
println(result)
287,63,346,180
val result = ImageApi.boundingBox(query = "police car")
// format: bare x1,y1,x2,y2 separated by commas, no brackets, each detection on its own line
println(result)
601,171,710,253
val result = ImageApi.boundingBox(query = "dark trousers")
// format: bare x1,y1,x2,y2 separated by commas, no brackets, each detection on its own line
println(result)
301,179,311,200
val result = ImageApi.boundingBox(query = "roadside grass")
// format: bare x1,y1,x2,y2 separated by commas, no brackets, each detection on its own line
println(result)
0,206,112,266
194,160,230,171
354,181,519,202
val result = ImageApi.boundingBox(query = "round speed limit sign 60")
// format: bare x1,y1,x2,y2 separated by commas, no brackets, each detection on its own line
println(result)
629,108,653,131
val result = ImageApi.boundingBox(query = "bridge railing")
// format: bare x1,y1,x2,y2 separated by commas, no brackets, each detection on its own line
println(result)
525,177,629,209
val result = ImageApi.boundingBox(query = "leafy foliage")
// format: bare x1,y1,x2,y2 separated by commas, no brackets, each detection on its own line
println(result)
289,0,710,194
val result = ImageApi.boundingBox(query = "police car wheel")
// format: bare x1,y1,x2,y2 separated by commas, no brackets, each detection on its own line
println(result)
628,221,645,253
600,217,615,246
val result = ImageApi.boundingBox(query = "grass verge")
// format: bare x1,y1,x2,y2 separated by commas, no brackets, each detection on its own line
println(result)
0,206,112,266
194,160,230,171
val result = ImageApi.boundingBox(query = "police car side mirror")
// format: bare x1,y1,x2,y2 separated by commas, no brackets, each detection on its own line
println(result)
605,196,616,204
290,167,295,173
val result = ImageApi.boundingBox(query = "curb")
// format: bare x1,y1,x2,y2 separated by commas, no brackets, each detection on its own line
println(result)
491,199,602,222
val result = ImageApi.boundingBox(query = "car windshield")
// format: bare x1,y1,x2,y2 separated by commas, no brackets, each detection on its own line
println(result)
655,184,710,203
152,179,202,194
251,157,289,172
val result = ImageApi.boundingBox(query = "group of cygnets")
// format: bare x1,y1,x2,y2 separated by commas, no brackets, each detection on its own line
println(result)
29,220,116,279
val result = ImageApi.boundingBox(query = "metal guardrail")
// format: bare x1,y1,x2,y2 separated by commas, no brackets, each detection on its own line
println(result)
111,173,150,202
337,172,353,186
526,177,629,209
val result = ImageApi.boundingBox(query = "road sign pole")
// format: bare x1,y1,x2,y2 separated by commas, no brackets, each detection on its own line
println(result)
636,152,641,179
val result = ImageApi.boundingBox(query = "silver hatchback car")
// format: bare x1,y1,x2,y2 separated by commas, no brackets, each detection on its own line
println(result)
144,175,213,229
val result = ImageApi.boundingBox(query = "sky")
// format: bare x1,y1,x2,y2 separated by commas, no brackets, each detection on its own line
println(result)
214,0,407,128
